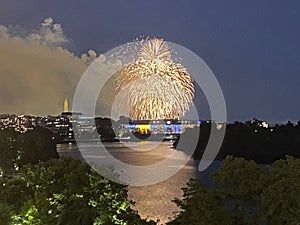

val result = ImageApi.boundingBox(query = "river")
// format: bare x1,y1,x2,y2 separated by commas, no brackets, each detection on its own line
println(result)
57,141,221,224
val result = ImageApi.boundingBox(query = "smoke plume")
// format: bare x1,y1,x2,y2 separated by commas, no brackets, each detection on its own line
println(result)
0,18,87,115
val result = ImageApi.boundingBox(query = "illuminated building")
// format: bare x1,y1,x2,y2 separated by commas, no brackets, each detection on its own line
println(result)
136,124,151,134
123,119,200,135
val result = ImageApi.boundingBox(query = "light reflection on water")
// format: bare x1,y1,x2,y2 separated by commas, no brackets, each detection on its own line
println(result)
56,142,220,224
57,142,194,223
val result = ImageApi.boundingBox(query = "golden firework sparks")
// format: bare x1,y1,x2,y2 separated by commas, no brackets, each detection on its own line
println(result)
114,38,194,120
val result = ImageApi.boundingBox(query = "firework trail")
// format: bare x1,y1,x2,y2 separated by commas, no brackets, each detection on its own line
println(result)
114,38,194,120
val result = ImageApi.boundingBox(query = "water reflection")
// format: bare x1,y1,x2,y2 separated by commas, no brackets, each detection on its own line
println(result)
57,141,195,224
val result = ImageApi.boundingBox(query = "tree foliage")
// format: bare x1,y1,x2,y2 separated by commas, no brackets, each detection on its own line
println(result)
0,129,20,175
0,127,58,176
168,156,300,225
0,158,155,225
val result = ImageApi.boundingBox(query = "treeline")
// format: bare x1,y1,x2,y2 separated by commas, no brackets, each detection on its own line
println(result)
2,152,300,224
179,119,300,164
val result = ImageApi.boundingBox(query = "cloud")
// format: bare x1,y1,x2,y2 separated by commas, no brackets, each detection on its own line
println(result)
0,25,10,39
0,18,87,115
26,17,69,47
81,49,98,65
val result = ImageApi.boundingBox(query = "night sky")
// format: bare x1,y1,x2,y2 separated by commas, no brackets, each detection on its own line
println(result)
0,0,299,123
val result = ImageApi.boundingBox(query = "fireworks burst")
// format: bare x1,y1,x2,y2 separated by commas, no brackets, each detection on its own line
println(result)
114,38,194,120
138,38,172,62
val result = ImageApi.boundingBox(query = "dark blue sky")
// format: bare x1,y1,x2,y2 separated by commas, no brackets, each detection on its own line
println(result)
1,0,299,123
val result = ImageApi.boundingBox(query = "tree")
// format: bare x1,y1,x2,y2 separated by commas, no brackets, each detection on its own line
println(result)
0,126,58,177
169,156,300,225
95,117,117,140
0,203,12,225
0,129,20,175
0,158,154,225
259,156,300,224
20,126,58,166
167,179,232,225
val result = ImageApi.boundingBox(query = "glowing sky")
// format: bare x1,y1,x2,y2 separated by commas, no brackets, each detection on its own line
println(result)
0,0,299,123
